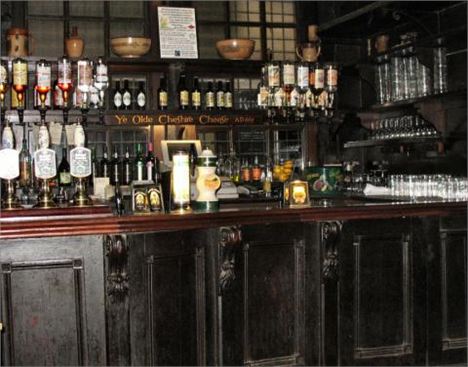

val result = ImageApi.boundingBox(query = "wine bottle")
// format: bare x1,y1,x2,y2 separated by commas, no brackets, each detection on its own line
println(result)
191,76,201,110
157,74,168,110
216,81,224,109
114,180,124,216
224,81,233,109
146,142,156,181
205,81,215,110
136,81,146,110
58,146,71,187
100,149,110,178
122,146,132,185
19,126,31,188
122,79,132,110
178,74,189,110
113,81,122,110
111,146,121,185
0,60,8,108
135,143,145,181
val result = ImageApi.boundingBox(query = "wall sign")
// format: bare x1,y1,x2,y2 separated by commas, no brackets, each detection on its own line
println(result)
158,7,198,59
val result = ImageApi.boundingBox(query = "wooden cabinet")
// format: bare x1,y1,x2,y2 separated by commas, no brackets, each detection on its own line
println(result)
426,215,467,365
0,236,107,366
336,219,426,366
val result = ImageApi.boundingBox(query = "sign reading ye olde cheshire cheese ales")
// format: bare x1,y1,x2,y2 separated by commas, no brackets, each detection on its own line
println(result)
108,113,261,125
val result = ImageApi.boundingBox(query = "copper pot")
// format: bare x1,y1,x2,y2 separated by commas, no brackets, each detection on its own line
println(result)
6,27,34,57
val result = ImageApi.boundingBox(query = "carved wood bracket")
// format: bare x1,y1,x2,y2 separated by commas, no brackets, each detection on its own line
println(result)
218,226,242,294
321,221,342,281
105,235,129,301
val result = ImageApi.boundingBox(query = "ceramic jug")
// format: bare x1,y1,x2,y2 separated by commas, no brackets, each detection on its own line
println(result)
66,27,84,58
7,27,34,57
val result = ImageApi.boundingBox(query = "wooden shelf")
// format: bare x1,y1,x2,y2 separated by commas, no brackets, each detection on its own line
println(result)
342,134,461,149
363,88,467,113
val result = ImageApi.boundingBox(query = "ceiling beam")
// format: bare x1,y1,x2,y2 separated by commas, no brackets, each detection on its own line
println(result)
319,1,392,32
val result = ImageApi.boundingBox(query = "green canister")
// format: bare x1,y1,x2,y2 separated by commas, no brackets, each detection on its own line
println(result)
304,164,343,196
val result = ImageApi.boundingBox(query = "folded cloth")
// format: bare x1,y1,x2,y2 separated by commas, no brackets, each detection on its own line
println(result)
363,183,391,196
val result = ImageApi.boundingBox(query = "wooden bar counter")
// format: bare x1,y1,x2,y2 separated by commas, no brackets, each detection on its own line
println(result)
0,199,466,366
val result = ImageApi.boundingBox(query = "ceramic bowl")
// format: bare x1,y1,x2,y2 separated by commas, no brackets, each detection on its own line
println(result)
111,37,151,58
216,39,255,60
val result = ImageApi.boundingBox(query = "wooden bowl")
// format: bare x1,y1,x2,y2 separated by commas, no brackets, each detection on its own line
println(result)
111,37,151,58
216,39,255,60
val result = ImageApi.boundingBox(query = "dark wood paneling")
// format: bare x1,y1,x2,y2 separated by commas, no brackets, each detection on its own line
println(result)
0,236,106,366
128,231,206,366
339,219,426,366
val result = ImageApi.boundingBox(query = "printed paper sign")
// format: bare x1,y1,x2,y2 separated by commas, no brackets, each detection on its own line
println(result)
158,7,198,59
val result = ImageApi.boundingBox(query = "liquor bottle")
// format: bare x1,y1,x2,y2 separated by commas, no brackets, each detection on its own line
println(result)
191,76,201,110
111,146,121,185
282,60,295,108
0,60,8,108
257,66,268,109
136,81,146,110
100,149,110,178
12,58,28,109
58,146,71,188
205,81,215,110
122,146,132,185
94,56,108,108
134,143,145,181
57,56,73,106
157,74,168,110
216,81,224,109
19,126,31,189
77,58,93,108
113,81,123,110
146,142,156,181
178,74,189,110
91,147,97,186
114,180,124,216
154,155,161,184
224,81,233,109
122,79,132,110
313,63,325,102
53,80,64,109
35,59,52,109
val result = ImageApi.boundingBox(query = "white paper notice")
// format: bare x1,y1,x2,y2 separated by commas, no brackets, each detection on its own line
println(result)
158,7,198,59
49,121,63,146
66,123,78,146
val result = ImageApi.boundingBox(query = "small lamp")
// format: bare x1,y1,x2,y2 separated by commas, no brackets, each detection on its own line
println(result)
284,180,310,208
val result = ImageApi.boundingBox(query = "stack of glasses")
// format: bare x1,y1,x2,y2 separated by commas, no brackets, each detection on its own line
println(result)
388,174,468,201
368,114,439,140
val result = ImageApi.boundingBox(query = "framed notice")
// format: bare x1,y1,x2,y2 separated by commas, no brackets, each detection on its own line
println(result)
158,6,198,59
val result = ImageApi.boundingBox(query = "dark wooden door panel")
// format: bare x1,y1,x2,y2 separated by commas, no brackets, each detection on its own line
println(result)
339,219,424,366
241,225,305,366
0,236,106,366
353,235,412,357
128,232,206,366
440,229,467,357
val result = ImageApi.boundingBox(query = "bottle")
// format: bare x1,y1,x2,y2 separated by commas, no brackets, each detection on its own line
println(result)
0,60,8,107
12,58,28,109
113,81,123,110
94,56,108,107
35,59,52,109
191,76,201,110
91,147,97,186
100,149,110,178
251,156,262,181
146,142,156,181
122,146,132,185
154,155,161,184
122,79,132,110
58,146,71,187
135,143,145,181
216,81,224,109
157,74,168,110
57,56,73,105
111,146,121,185
205,81,215,110
257,67,269,109
224,81,233,109
114,181,124,216
178,74,189,110
241,160,251,183
136,81,146,110
19,127,31,189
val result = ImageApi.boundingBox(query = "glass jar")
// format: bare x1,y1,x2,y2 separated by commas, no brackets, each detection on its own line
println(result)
390,51,404,101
